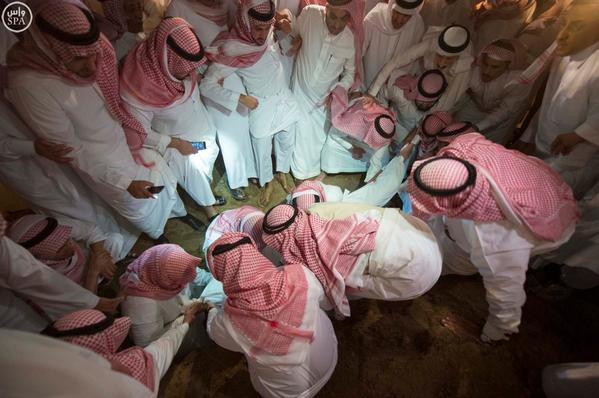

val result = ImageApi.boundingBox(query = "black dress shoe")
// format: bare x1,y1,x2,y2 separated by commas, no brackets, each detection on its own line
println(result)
155,234,169,244
214,195,227,206
179,214,206,231
229,186,247,201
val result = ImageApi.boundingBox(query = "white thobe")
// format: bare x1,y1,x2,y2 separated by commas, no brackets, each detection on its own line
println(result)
522,42,599,198
542,180,599,276
0,329,154,398
170,1,258,189
6,69,184,239
369,32,473,113
202,37,301,185
123,82,219,207
0,98,138,259
309,204,442,300
289,5,356,179
427,170,576,336
362,3,425,88
121,269,224,347
207,268,338,398
0,237,99,333
453,67,530,145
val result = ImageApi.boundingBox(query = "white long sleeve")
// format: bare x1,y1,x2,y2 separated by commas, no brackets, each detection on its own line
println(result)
200,63,243,112
125,105,171,154
476,85,531,132
368,40,428,96
144,320,189,382
0,237,99,323
574,72,599,147
6,81,136,190
0,136,35,161
206,308,245,353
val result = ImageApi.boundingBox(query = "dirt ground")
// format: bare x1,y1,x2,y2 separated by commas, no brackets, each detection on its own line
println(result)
125,161,599,398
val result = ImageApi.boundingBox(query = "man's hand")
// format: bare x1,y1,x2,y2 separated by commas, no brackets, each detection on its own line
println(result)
90,243,117,279
275,13,292,34
182,301,213,324
127,180,155,199
168,137,198,156
351,145,366,160
239,94,259,110
287,35,302,56
510,139,536,155
34,138,74,163
550,132,585,156
94,296,124,314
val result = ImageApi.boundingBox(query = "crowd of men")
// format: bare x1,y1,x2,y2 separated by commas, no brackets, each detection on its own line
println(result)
1,0,598,396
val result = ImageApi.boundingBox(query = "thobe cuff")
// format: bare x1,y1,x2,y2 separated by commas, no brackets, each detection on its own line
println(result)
8,139,36,158
575,124,599,147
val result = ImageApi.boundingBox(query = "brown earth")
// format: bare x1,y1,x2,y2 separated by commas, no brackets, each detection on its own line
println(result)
124,160,599,398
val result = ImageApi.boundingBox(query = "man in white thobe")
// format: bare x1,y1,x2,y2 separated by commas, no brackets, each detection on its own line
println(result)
369,24,473,113
202,0,301,205
170,0,258,200
454,39,531,145
6,2,183,241
515,0,599,198
121,17,223,223
288,0,359,180
362,0,425,88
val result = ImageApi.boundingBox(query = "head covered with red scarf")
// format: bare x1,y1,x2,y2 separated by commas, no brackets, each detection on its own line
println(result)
262,204,378,316
289,180,328,211
478,38,527,70
206,0,275,67
436,121,478,143
416,111,454,159
45,309,156,391
394,68,448,106
408,133,579,241
206,232,315,361
204,206,266,258
121,17,207,108
8,215,86,285
119,244,200,300
330,86,396,150
7,1,149,164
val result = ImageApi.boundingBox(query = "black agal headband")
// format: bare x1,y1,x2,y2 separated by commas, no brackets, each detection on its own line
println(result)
42,315,115,338
212,236,253,256
248,1,275,21
413,156,477,197
262,205,298,235
19,217,58,249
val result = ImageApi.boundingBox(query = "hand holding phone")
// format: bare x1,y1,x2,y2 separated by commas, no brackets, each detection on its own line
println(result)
147,185,165,194
191,141,206,150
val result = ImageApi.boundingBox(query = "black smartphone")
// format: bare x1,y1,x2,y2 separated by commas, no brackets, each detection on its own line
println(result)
192,141,206,150
147,185,165,194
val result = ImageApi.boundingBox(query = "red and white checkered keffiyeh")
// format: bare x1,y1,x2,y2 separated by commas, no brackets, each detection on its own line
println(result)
205,0,274,67
183,0,230,27
436,121,478,143
8,1,149,164
417,111,454,159
262,204,378,317
394,69,447,103
54,309,156,391
478,39,526,70
8,215,86,285
408,155,500,222
437,133,580,241
207,206,266,250
120,17,206,108
206,232,314,358
290,180,328,211
330,86,396,150
119,244,199,300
